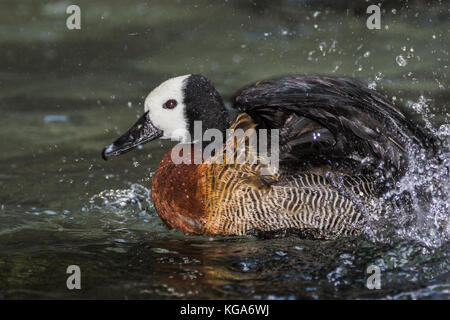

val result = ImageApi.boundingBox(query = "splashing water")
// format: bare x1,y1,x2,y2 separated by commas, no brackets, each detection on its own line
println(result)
364,97,449,248
87,183,154,217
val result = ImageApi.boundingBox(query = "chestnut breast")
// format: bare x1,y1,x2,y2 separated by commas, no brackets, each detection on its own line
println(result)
151,145,207,234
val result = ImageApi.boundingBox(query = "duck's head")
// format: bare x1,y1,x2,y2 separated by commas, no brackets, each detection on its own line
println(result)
102,74,228,160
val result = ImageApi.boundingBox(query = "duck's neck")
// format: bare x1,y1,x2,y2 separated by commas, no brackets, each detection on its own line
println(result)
150,144,207,234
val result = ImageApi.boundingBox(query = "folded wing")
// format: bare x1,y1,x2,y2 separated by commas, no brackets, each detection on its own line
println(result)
232,76,431,175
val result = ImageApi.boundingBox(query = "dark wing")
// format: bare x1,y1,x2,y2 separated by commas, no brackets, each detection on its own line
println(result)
232,75,430,174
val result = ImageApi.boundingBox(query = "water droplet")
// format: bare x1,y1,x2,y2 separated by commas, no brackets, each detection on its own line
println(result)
396,55,407,67
275,250,287,257
375,72,384,81
318,42,327,52
240,262,250,272
438,124,450,137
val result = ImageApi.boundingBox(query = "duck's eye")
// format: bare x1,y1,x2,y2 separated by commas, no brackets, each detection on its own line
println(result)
163,99,178,109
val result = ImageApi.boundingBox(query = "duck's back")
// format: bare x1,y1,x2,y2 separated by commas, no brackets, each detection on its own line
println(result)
233,75,432,175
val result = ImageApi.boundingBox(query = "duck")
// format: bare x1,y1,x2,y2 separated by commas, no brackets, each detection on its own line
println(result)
102,74,432,239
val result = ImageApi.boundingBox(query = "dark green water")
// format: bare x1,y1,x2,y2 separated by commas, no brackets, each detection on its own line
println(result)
0,0,449,299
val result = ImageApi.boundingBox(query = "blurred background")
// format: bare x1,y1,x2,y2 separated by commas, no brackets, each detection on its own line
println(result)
0,0,448,299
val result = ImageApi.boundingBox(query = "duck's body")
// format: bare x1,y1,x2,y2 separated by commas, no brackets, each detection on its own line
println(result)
151,146,378,238
103,75,432,239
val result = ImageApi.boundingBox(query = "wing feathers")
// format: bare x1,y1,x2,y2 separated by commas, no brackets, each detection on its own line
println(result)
232,75,425,174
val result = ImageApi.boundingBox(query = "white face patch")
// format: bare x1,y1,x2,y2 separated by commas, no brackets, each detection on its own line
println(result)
144,75,191,142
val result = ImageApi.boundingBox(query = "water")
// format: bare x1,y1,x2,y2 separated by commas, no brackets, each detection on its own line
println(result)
0,0,448,299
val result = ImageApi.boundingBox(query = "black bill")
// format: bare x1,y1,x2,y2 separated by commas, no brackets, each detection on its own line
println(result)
102,111,163,160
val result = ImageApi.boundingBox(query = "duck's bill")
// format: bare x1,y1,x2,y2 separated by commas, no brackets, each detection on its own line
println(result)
102,111,163,160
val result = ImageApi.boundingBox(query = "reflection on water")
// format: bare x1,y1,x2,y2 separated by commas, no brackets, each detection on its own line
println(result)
0,0,448,299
